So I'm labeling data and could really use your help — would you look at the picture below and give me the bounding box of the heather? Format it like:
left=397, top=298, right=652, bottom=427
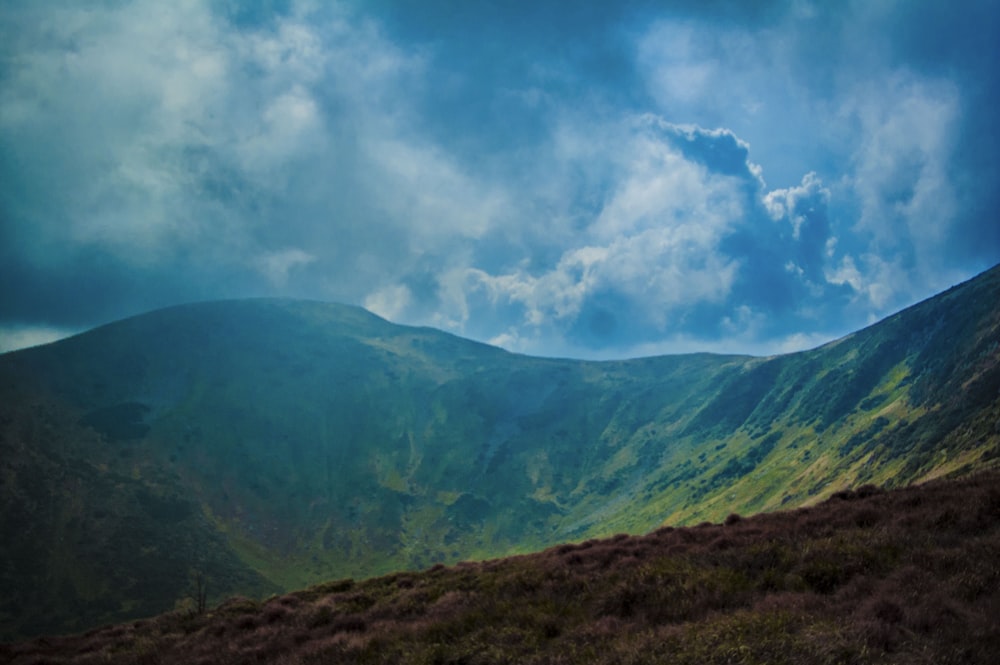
left=4, top=470, right=998, bottom=664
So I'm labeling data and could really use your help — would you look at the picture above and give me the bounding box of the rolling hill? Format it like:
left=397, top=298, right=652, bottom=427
left=1, top=264, right=998, bottom=639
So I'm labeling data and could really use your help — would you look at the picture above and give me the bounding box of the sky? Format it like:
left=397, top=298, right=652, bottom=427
left=1, top=0, right=998, bottom=358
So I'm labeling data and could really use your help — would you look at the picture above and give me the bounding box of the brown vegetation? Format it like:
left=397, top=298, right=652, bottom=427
left=3, top=471, right=998, bottom=664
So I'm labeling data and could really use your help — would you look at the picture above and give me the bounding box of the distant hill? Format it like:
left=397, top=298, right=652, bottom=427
left=4, top=471, right=998, bottom=663
left=1, top=265, right=998, bottom=639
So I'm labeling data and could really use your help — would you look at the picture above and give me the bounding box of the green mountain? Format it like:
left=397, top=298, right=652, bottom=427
left=1, top=265, right=998, bottom=639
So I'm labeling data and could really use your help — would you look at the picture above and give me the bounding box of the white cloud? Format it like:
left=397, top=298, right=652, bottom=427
left=633, top=17, right=801, bottom=184
left=637, top=23, right=716, bottom=106
left=850, top=76, right=960, bottom=253
left=825, top=253, right=907, bottom=311
left=363, top=137, right=508, bottom=245
left=826, top=255, right=864, bottom=294
left=770, top=330, right=842, bottom=355
left=590, top=127, right=740, bottom=241
left=763, top=172, right=828, bottom=229
left=364, top=284, right=412, bottom=322
left=254, top=247, right=316, bottom=286
left=245, top=19, right=326, bottom=84
left=0, top=325, right=80, bottom=354
left=443, top=117, right=747, bottom=342
left=237, top=85, right=325, bottom=180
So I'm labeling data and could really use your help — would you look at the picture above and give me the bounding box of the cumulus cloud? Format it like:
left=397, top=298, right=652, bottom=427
left=457, top=119, right=749, bottom=348
left=763, top=173, right=831, bottom=282
left=631, top=1, right=998, bottom=341
left=406, top=116, right=859, bottom=356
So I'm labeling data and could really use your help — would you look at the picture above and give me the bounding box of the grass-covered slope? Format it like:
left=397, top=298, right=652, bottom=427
left=4, top=471, right=998, bottom=664
left=1, top=265, right=998, bottom=639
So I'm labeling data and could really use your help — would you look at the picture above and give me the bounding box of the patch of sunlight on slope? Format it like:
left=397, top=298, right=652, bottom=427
left=526, top=451, right=564, bottom=509
left=599, top=356, right=932, bottom=530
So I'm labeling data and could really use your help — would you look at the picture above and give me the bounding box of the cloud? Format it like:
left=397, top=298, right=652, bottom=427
left=0, top=325, right=82, bottom=354
left=639, top=23, right=716, bottom=105
left=364, top=284, right=413, bottom=323
left=254, top=248, right=316, bottom=286
left=0, top=1, right=500, bottom=319
left=762, top=172, right=831, bottom=283
left=630, top=1, right=998, bottom=335
left=850, top=77, right=959, bottom=261
left=0, top=1, right=242, bottom=258
left=363, top=137, right=508, bottom=245
left=454, top=119, right=750, bottom=347
left=1, top=0, right=997, bottom=357
left=414, top=117, right=857, bottom=356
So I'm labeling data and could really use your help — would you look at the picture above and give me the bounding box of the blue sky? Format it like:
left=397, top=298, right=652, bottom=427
left=1, top=0, right=998, bottom=358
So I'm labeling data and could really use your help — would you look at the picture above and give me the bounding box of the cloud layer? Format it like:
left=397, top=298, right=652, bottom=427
left=1, top=0, right=997, bottom=358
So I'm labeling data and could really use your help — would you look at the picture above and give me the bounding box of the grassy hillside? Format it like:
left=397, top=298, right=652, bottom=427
left=4, top=471, right=998, bottom=664
left=1, top=265, right=998, bottom=639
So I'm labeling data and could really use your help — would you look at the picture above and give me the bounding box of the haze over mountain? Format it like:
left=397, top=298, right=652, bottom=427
left=1, top=264, right=998, bottom=640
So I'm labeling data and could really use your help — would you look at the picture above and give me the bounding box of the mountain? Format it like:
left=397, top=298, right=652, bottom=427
left=1, top=265, right=998, bottom=639
left=4, top=470, right=998, bottom=664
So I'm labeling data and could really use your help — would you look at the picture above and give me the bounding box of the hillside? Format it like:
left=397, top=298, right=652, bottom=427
left=1, top=265, right=998, bottom=639
left=3, top=471, right=998, bottom=664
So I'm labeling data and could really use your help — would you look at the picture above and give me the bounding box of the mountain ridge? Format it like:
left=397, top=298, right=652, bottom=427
left=1, top=264, right=998, bottom=639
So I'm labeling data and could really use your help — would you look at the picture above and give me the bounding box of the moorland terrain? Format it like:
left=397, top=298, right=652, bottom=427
left=2, top=470, right=998, bottom=664
left=1, top=264, right=998, bottom=641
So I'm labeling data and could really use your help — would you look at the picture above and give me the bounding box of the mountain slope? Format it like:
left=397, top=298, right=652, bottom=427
left=1, top=266, right=998, bottom=639
left=4, top=471, right=999, bottom=664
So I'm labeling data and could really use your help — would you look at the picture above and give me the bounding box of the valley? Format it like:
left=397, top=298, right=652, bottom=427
left=1, top=264, right=998, bottom=640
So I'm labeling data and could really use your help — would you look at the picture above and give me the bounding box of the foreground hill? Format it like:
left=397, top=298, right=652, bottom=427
left=3, top=471, right=998, bottom=664
left=1, top=264, right=998, bottom=639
